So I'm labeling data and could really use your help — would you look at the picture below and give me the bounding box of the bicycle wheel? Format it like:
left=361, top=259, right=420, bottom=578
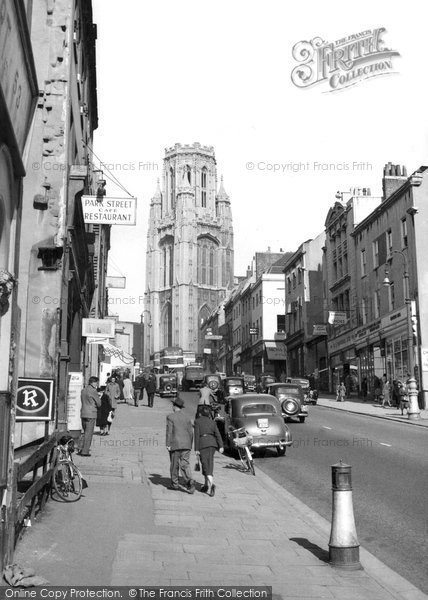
left=245, top=446, right=256, bottom=476
left=237, top=445, right=248, bottom=470
left=52, top=460, right=83, bottom=501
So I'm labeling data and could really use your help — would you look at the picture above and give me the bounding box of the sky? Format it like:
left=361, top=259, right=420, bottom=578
left=91, top=0, right=428, bottom=324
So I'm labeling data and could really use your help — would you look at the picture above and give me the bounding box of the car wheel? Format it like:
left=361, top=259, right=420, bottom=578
left=299, top=416, right=306, bottom=423
left=276, top=447, right=286, bottom=457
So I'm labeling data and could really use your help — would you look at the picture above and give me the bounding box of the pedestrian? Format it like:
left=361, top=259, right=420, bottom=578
left=146, top=372, right=157, bottom=408
left=96, top=388, right=111, bottom=436
left=398, top=381, right=409, bottom=415
left=133, top=373, right=144, bottom=406
left=123, top=374, right=134, bottom=405
left=194, top=405, right=224, bottom=497
left=79, top=376, right=101, bottom=456
left=344, top=374, right=351, bottom=399
left=361, top=377, right=368, bottom=401
left=165, top=396, right=195, bottom=493
left=104, top=376, right=120, bottom=431
left=373, top=375, right=382, bottom=403
left=195, top=382, right=216, bottom=418
left=116, top=375, right=125, bottom=403
left=336, top=381, right=346, bottom=402
left=381, top=378, right=392, bottom=407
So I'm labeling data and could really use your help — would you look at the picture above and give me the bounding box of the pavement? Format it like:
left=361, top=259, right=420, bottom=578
left=8, top=391, right=428, bottom=598
left=317, top=394, right=428, bottom=427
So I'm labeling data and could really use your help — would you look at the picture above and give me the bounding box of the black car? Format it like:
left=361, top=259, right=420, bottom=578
left=158, top=374, right=178, bottom=398
left=267, top=383, right=309, bottom=423
left=223, top=376, right=245, bottom=398
left=257, top=375, right=276, bottom=394
left=286, top=377, right=318, bottom=405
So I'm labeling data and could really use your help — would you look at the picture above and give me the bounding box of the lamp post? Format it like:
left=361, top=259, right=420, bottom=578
left=142, top=309, right=152, bottom=367
left=383, top=250, right=420, bottom=420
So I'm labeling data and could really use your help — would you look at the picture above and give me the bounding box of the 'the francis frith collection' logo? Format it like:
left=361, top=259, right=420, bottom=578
left=291, top=28, right=400, bottom=92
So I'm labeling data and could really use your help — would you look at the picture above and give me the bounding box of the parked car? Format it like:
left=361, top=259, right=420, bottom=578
left=203, top=373, right=224, bottom=402
left=267, top=383, right=308, bottom=423
left=221, top=393, right=293, bottom=456
left=223, top=376, right=245, bottom=398
left=286, top=377, right=318, bottom=405
left=182, top=365, right=206, bottom=391
left=158, top=374, right=178, bottom=398
left=257, top=375, right=277, bottom=393
left=243, top=374, right=256, bottom=392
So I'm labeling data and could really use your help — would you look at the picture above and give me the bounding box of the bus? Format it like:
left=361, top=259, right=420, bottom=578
left=160, top=346, right=185, bottom=371
left=160, top=347, right=185, bottom=389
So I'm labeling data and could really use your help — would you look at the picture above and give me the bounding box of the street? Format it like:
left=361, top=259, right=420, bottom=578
left=248, top=400, right=428, bottom=594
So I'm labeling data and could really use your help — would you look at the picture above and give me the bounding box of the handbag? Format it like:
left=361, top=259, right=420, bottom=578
left=107, top=410, right=114, bottom=423
left=194, top=457, right=201, bottom=471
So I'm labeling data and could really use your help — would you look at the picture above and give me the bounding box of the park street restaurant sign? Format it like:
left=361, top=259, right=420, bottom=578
left=82, top=196, right=137, bottom=225
left=16, top=378, right=55, bottom=422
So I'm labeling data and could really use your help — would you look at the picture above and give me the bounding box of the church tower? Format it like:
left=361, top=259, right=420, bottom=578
left=144, top=143, right=234, bottom=362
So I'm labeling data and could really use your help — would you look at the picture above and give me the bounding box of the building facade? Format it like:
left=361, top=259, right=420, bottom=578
left=283, top=233, right=326, bottom=385
left=144, top=143, right=234, bottom=362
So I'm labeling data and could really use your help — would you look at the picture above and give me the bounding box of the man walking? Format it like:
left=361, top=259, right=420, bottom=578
left=146, top=372, right=157, bottom=408
left=79, top=376, right=101, bottom=456
left=166, top=396, right=195, bottom=493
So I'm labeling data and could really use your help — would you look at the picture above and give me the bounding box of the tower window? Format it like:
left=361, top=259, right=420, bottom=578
left=170, top=168, right=175, bottom=210
left=198, top=237, right=218, bottom=286
left=201, top=167, right=207, bottom=208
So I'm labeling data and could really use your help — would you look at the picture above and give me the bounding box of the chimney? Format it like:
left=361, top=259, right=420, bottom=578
left=267, top=246, right=271, bottom=252
left=382, top=163, right=408, bottom=201
left=280, top=248, right=283, bottom=252
left=246, top=265, right=252, bottom=278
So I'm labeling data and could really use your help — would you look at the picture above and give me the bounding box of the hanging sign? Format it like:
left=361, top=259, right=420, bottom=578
left=82, top=196, right=137, bottom=225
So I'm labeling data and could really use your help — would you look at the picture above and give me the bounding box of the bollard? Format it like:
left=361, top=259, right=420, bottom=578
left=407, top=378, right=421, bottom=420
left=328, top=461, right=362, bottom=570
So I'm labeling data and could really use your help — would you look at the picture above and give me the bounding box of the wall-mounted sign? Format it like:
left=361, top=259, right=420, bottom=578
left=203, top=348, right=212, bottom=354
left=66, top=372, right=84, bottom=430
left=328, top=311, right=348, bottom=325
left=249, top=328, right=259, bottom=335
left=16, top=378, right=55, bottom=422
left=421, top=348, right=428, bottom=372
left=313, top=324, right=328, bottom=336
left=205, top=335, right=222, bottom=340
left=106, top=276, right=126, bottom=289
left=82, top=196, right=137, bottom=225
left=82, top=318, right=115, bottom=338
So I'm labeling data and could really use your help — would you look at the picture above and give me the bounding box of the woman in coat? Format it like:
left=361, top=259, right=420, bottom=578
left=194, top=405, right=224, bottom=496
left=97, top=390, right=111, bottom=436
left=105, top=376, right=120, bottom=431
left=123, top=375, right=134, bottom=405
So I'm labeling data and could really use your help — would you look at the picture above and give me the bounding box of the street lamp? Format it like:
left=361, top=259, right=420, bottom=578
left=383, top=250, right=420, bottom=420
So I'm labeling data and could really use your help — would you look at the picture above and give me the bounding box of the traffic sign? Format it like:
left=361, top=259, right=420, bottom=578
left=16, top=378, right=55, bottom=422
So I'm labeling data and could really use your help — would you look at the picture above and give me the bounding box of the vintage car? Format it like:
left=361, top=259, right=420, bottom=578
left=267, top=383, right=308, bottom=423
left=182, top=365, right=206, bottom=391
left=221, top=393, right=293, bottom=456
left=223, top=376, right=245, bottom=398
left=256, top=375, right=277, bottom=394
left=243, top=374, right=257, bottom=392
left=286, top=377, right=318, bottom=405
left=203, top=373, right=224, bottom=402
left=158, top=374, right=178, bottom=398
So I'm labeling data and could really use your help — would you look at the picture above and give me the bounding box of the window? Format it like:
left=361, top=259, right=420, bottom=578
left=361, top=298, right=367, bottom=325
left=287, top=278, right=291, bottom=293
left=374, top=289, right=380, bottom=318
left=372, top=240, right=379, bottom=268
left=169, top=168, right=175, bottom=210
left=388, top=281, right=395, bottom=312
left=361, top=249, right=367, bottom=276
left=201, top=167, right=207, bottom=208
left=298, top=269, right=302, bottom=285
left=198, top=238, right=217, bottom=285
left=277, top=315, right=285, bottom=332
left=333, top=262, right=337, bottom=280
left=387, top=229, right=393, bottom=255
left=292, top=273, right=296, bottom=289
left=401, top=219, right=408, bottom=248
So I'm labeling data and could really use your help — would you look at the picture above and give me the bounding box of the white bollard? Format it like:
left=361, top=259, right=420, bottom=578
left=329, top=460, right=362, bottom=570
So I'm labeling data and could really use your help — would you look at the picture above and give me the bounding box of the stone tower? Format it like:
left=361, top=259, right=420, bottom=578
left=144, top=143, right=234, bottom=362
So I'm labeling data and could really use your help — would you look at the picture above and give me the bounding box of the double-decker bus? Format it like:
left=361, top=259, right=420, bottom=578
left=160, top=346, right=185, bottom=371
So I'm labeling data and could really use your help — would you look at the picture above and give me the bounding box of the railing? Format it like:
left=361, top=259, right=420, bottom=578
left=1, top=434, right=57, bottom=567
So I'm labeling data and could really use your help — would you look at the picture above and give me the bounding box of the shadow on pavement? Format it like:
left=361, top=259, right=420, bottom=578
left=289, top=537, right=330, bottom=563
left=147, top=473, right=171, bottom=489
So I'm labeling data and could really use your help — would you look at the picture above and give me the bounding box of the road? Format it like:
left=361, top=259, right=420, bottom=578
left=182, top=391, right=428, bottom=594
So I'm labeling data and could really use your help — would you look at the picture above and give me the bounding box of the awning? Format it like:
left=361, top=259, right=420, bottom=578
left=87, top=338, right=134, bottom=365
left=265, top=341, right=287, bottom=361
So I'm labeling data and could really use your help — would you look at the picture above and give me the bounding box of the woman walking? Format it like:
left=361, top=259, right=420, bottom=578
left=381, top=379, right=392, bottom=407
left=194, top=405, right=224, bottom=497
left=336, top=381, right=346, bottom=402
left=105, top=376, right=120, bottom=432
left=123, top=375, right=134, bottom=405
left=97, top=390, right=111, bottom=436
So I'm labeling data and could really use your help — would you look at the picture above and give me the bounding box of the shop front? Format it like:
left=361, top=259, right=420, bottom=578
left=354, top=320, right=383, bottom=395
left=265, top=341, right=287, bottom=380
left=381, top=308, right=411, bottom=383
left=328, top=330, right=358, bottom=393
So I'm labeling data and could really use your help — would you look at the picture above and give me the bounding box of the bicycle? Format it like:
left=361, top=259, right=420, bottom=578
left=230, top=427, right=255, bottom=476
left=52, top=436, right=83, bottom=502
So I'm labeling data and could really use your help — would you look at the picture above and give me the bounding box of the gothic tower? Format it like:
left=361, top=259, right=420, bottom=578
left=144, top=143, right=234, bottom=362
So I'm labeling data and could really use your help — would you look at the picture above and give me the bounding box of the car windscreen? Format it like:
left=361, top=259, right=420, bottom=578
left=277, top=387, right=300, bottom=395
left=242, top=404, right=277, bottom=416
left=227, top=380, right=242, bottom=386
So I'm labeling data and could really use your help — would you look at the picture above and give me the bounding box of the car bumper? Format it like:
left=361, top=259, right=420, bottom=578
left=251, top=438, right=293, bottom=448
